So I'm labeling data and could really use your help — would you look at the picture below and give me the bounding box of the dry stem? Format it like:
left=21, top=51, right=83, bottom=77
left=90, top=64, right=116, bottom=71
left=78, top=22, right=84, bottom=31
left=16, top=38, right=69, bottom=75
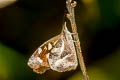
left=66, top=0, right=89, bottom=80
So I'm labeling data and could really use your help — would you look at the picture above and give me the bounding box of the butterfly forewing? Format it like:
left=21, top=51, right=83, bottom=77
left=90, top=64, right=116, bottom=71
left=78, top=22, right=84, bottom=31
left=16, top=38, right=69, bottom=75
left=27, top=35, right=61, bottom=74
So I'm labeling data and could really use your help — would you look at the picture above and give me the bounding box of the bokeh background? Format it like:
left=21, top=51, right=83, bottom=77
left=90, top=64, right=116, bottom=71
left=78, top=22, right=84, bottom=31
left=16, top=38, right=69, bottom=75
left=0, top=0, right=120, bottom=80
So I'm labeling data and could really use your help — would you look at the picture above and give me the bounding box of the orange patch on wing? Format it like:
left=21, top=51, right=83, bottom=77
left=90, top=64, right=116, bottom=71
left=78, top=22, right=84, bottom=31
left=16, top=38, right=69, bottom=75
left=39, top=46, right=49, bottom=67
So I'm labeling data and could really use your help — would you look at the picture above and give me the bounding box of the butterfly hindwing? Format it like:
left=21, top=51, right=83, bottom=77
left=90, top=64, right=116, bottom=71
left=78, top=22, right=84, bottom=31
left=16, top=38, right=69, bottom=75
left=48, top=24, right=78, bottom=72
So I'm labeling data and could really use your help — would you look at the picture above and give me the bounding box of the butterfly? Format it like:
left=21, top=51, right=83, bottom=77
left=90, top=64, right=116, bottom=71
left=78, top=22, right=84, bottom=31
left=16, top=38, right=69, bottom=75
left=27, top=22, right=78, bottom=74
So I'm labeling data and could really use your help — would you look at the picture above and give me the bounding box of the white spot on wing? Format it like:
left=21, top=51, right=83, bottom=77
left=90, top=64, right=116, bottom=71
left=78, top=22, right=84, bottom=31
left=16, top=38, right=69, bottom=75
left=36, top=57, right=43, bottom=63
left=38, top=48, right=42, bottom=54
left=46, top=53, right=50, bottom=58
left=48, top=43, right=52, bottom=50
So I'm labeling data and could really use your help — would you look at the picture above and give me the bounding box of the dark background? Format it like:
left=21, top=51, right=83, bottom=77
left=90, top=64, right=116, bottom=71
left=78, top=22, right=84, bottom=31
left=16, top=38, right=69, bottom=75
left=0, top=0, right=120, bottom=80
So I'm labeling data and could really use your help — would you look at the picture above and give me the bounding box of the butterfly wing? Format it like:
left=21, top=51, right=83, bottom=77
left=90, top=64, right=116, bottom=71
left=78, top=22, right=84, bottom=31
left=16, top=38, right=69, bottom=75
left=48, top=26, right=78, bottom=72
left=28, top=23, right=78, bottom=73
left=27, top=35, right=61, bottom=74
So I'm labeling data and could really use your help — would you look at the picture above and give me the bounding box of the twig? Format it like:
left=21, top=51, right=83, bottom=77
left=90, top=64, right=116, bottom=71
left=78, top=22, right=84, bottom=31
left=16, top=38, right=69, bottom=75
left=66, top=0, right=89, bottom=80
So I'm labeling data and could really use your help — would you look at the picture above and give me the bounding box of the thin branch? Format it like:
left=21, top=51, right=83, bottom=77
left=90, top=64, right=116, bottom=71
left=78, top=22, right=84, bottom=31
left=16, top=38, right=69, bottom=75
left=66, top=0, right=89, bottom=80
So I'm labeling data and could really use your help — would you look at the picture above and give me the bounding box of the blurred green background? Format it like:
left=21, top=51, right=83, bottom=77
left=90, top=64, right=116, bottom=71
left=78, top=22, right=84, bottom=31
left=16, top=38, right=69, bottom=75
left=0, top=0, right=120, bottom=80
